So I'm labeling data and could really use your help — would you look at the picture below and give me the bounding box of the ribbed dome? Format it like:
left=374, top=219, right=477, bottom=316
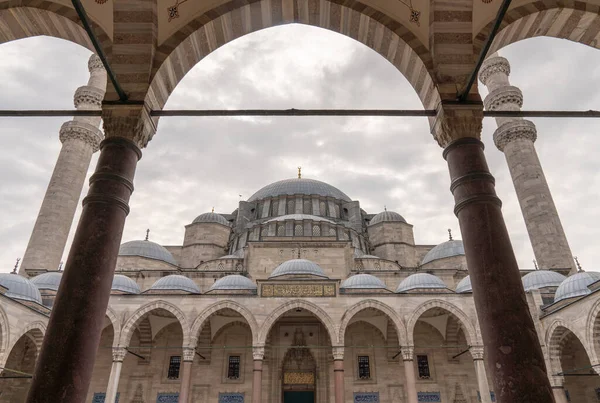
left=554, top=271, right=600, bottom=302
left=111, top=274, right=141, bottom=294
left=248, top=178, right=351, bottom=202
left=0, top=274, right=43, bottom=304
left=269, top=259, right=328, bottom=279
left=209, top=275, right=257, bottom=291
left=522, top=270, right=566, bottom=292
left=119, top=240, right=177, bottom=265
left=422, top=240, right=465, bottom=265
left=149, top=275, right=200, bottom=294
left=455, top=276, right=472, bottom=293
left=369, top=210, right=406, bottom=225
left=265, top=214, right=334, bottom=224
left=341, top=274, right=386, bottom=289
left=192, top=212, right=230, bottom=226
left=396, top=273, right=447, bottom=293
left=31, top=272, right=63, bottom=291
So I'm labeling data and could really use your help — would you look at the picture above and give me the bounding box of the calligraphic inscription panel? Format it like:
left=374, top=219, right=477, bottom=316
left=92, top=393, right=120, bottom=403
left=417, top=392, right=441, bottom=402
left=284, top=372, right=315, bottom=384
left=156, top=393, right=179, bottom=403
left=219, top=392, right=245, bottom=403
left=261, top=284, right=335, bottom=297
left=354, top=392, right=379, bottom=402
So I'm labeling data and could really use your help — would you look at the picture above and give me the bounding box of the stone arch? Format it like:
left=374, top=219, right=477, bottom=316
left=586, top=299, right=600, bottom=365
left=338, top=299, right=408, bottom=346
left=119, top=300, right=190, bottom=348
left=546, top=319, right=594, bottom=375
left=104, top=306, right=120, bottom=347
left=8, top=321, right=46, bottom=355
left=146, top=0, right=439, bottom=114
left=190, top=300, right=259, bottom=346
left=257, top=299, right=337, bottom=345
left=0, top=304, right=9, bottom=359
left=406, top=299, right=479, bottom=346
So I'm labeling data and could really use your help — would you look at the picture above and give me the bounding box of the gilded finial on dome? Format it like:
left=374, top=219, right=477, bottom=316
left=212, top=207, right=215, bottom=213
left=448, top=229, right=453, bottom=241
left=574, top=256, right=583, bottom=272
left=12, top=258, right=20, bottom=274
left=145, top=229, right=150, bottom=241
left=384, top=205, right=387, bottom=211
left=58, top=261, right=64, bottom=272
left=533, top=260, right=538, bottom=270
left=298, top=166, right=302, bottom=179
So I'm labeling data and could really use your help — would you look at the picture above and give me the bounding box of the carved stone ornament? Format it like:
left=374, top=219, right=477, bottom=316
left=253, top=345, right=265, bottom=360
left=493, top=119, right=537, bottom=151
left=332, top=346, right=344, bottom=360
left=182, top=347, right=195, bottom=362
left=470, top=346, right=485, bottom=360
left=478, top=55, right=510, bottom=86
left=112, top=347, right=127, bottom=362
left=401, top=346, right=414, bottom=361
left=102, top=104, right=156, bottom=148
left=74, top=85, right=105, bottom=108
left=483, top=85, right=523, bottom=111
left=431, top=103, right=484, bottom=148
left=88, top=54, right=105, bottom=72
left=59, top=121, right=104, bottom=152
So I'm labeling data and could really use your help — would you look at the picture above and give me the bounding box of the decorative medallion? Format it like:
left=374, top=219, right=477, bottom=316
left=354, top=392, right=380, bottom=402
left=167, top=0, right=189, bottom=22
left=283, top=372, right=315, bottom=384
left=399, top=0, right=420, bottom=26
left=261, top=284, right=335, bottom=297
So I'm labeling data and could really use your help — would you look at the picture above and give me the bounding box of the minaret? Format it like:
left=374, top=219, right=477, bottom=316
left=20, top=54, right=106, bottom=276
left=479, top=54, right=576, bottom=275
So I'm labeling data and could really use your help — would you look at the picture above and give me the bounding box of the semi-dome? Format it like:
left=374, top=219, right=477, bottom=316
left=554, top=271, right=600, bottom=302
left=369, top=210, right=406, bottom=225
left=149, top=275, right=201, bottom=294
left=455, top=276, right=472, bottom=293
left=0, top=274, right=43, bottom=304
left=209, top=275, right=257, bottom=291
left=269, top=259, right=328, bottom=279
left=396, top=273, right=447, bottom=293
left=248, top=178, right=351, bottom=202
left=119, top=240, right=177, bottom=266
left=111, top=274, right=141, bottom=294
left=265, top=214, right=334, bottom=224
left=341, top=274, right=386, bottom=289
left=422, top=240, right=465, bottom=265
left=192, top=212, right=230, bottom=226
left=31, top=272, right=63, bottom=291
left=522, top=270, right=566, bottom=292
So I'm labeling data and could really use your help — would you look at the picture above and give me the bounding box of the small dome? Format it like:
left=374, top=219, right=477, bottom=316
left=522, top=270, right=567, bottom=292
left=0, top=274, right=43, bottom=304
left=112, top=274, right=141, bottom=294
left=119, top=240, right=177, bottom=266
left=422, top=240, right=465, bottom=265
left=192, top=212, right=230, bottom=226
left=455, top=276, right=472, bottom=293
left=31, top=272, right=63, bottom=291
left=265, top=214, right=334, bottom=224
left=396, top=273, right=447, bottom=293
left=554, top=271, right=600, bottom=302
left=369, top=211, right=406, bottom=225
left=150, top=275, right=200, bottom=294
left=209, top=275, right=257, bottom=291
left=269, top=259, right=328, bottom=279
left=248, top=178, right=351, bottom=202
left=341, top=274, right=386, bottom=289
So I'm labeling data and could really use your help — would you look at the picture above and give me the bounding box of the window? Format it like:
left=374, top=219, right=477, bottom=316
left=303, top=199, right=312, bottom=214
left=287, top=199, right=295, bottom=214
left=319, top=201, right=327, bottom=216
left=228, top=356, right=241, bottom=379
left=358, top=356, right=371, bottom=379
left=261, top=226, right=268, bottom=237
left=270, top=200, right=278, bottom=217
left=417, top=355, right=431, bottom=379
left=277, top=224, right=285, bottom=236
left=294, top=224, right=303, bottom=236
left=334, top=204, right=340, bottom=218
left=167, top=356, right=181, bottom=379
left=312, top=225, right=321, bottom=236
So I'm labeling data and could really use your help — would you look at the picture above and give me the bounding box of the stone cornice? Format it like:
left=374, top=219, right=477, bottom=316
left=59, top=121, right=104, bottom=152
left=493, top=119, right=537, bottom=151
left=483, top=86, right=523, bottom=111
left=74, top=85, right=104, bottom=108
left=479, top=56, right=510, bottom=86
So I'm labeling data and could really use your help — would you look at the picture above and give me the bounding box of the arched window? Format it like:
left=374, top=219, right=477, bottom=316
left=277, top=224, right=285, bottom=236
left=257, top=203, right=264, bottom=218
left=341, top=230, right=349, bottom=241
left=329, top=227, right=336, bottom=236
left=312, top=225, right=321, bottom=236
left=287, top=199, right=295, bottom=214
left=270, top=200, right=279, bottom=217
left=334, top=204, right=340, bottom=218
left=294, top=224, right=303, bottom=236
left=261, top=226, right=268, bottom=237
left=303, top=199, right=312, bottom=214
left=319, top=201, right=327, bottom=216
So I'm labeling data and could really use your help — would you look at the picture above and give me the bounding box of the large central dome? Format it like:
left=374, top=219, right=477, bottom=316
left=248, top=178, right=351, bottom=202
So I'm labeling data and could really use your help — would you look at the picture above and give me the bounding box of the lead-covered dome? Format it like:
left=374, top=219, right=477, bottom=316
left=341, top=274, right=386, bottom=289
left=209, top=275, right=257, bottom=291
left=522, top=270, right=566, bottom=292
left=111, top=274, right=141, bottom=294
left=0, top=274, right=43, bottom=304
left=119, top=240, right=177, bottom=266
left=396, top=273, right=447, bottom=293
left=269, top=259, right=328, bottom=279
left=369, top=210, right=406, bottom=225
left=455, top=276, right=472, bottom=293
left=554, top=271, right=600, bottom=302
left=248, top=178, right=351, bottom=202
left=149, top=275, right=201, bottom=294
left=31, top=272, right=63, bottom=291
left=192, top=212, right=230, bottom=226
left=422, top=240, right=465, bottom=265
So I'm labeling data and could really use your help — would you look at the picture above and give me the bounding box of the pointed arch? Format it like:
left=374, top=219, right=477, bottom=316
left=190, top=300, right=259, bottom=346
left=338, top=299, right=408, bottom=346
left=105, top=306, right=120, bottom=347
left=406, top=299, right=479, bottom=346
left=257, top=299, right=337, bottom=345
left=119, top=300, right=190, bottom=348
left=586, top=298, right=600, bottom=365
left=0, top=304, right=9, bottom=358
left=546, top=319, right=594, bottom=375
left=8, top=321, right=46, bottom=354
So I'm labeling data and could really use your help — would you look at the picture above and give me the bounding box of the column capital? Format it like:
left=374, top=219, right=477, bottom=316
left=479, top=55, right=510, bottom=86
left=182, top=347, right=195, bottom=362
left=102, top=103, right=156, bottom=148
left=74, top=85, right=104, bottom=108
left=401, top=346, right=414, bottom=361
left=252, top=345, right=265, bottom=361
left=112, top=347, right=127, bottom=362
left=432, top=102, right=483, bottom=148
left=332, top=346, right=344, bottom=360
left=493, top=119, right=537, bottom=151
left=59, top=121, right=104, bottom=152
left=88, top=54, right=105, bottom=73
left=470, top=346, right=485, bottom=360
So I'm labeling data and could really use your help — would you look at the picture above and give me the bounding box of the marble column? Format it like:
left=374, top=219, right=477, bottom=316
left=179, top=347, right=195, bottom=403
left=432, top=103, right=554, bottom=403
left=105, top=347, right=126, bottom=403
left=401, top=347, right=418, bottom=403
left=470, top=347, right=492, bottom=403
left=479, top=54, right=575, bottom=274
left=332, top=347, right=344, bottom=403
left=252, top=346, right=264, bottom=403
left=26, top=105, right=154, bottom=403
left=20, top=55, right=107, bottom=277
left=549, top=376, right=568, bottom=403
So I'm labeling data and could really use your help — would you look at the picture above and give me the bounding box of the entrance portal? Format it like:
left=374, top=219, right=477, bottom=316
left=282, top=329, right=316, bottom=403
left=283, top=391, right=315, bottom=403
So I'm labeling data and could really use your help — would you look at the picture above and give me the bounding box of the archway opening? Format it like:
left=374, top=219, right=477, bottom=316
left=0, top=327, right=43, bottom=403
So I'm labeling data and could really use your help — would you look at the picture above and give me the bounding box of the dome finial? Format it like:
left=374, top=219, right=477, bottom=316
left=384, top=205, right=387, bottom=211
left=145, top=229, right=150, bottom=241
left=574, top=256, right=583, bottom=272
left=297, top=166, right=302, bottom=179
left=533, top=259, right=538, bottom=270
left=212, top=207, right=214, bottom=213
left=448, top=229, right=453, bottom=241
left=58, top=261, right=64, bottom=272
left=12, top=257, right=20, bottom=274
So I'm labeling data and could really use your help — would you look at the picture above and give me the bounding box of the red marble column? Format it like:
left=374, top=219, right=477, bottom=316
left=444, top=137, right=553, bottom=403
left=26, top=137, right=141, bottom=403
left=334, top=359, right=344, bottom=403
left=179, top=361, right=193, bottom=403
left=252, top=359, right=263, bottom=403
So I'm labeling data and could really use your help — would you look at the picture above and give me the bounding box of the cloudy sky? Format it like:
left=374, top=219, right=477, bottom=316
left=0, top=25, right=599, bottom=274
